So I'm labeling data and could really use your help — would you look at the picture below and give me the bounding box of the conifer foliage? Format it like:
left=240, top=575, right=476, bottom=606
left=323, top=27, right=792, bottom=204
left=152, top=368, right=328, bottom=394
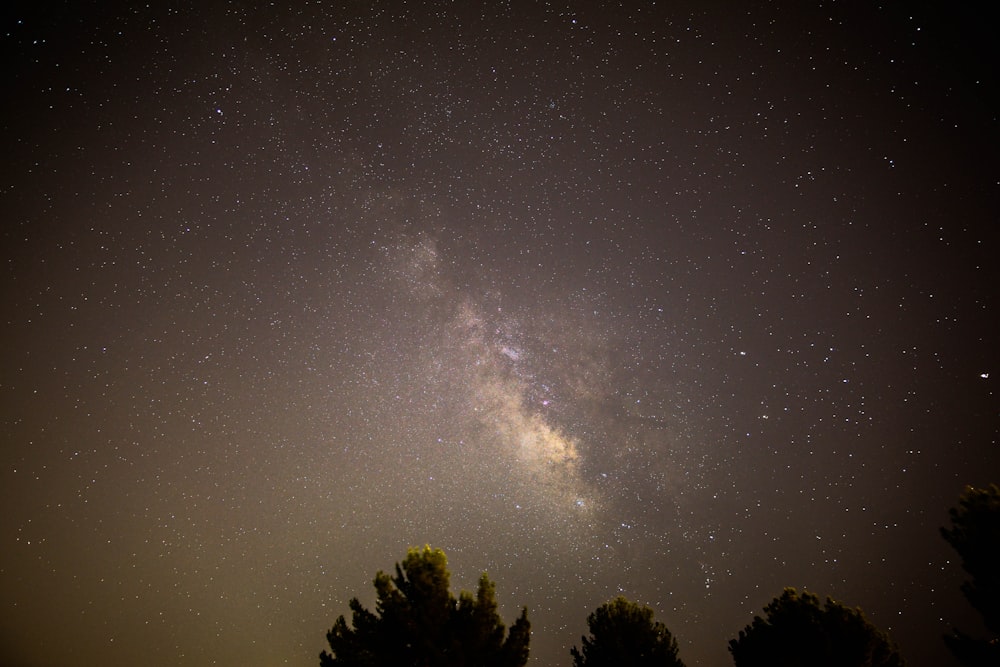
left=940, top=483, right=1000, bottom=666
left=571, top=596, right=685, bottom=667
left=320, top=546, right=530, bottom=667
left=728, top=588, right=904, bottom=667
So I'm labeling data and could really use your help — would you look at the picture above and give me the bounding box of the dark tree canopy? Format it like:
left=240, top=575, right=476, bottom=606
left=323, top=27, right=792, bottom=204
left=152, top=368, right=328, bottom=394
left=728, top=588, right=905, bottom=667
left=571, top=596, right=685, bottom=667
left=940, top=483, right=1000, bottom=666
left=320, top=545, right=530, bottom=667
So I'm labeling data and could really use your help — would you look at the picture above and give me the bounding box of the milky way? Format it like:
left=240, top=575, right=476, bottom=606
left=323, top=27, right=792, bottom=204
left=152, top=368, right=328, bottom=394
left=2, top=3, right=997, bottom=666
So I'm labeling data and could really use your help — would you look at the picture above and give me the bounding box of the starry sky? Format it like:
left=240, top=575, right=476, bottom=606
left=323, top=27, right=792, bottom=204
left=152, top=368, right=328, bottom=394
left=1, top=2, right=997, bottom=666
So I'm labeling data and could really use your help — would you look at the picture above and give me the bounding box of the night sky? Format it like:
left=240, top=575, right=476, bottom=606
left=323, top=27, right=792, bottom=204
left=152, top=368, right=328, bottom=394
left=2, top=2, right=998, bottom=666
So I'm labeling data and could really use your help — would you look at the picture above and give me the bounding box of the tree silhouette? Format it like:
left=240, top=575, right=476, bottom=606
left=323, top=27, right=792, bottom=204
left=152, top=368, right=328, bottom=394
left=940, top=483, right=1000, bottom=666
left=728, top=588, right=904, bottom=667
left=571, top=596, right=685, bottom=667
left=320, top=545, right=530, bottom=667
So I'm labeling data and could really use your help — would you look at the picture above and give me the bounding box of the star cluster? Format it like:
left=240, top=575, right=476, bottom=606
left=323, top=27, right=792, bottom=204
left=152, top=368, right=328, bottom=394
left=2, top=3, right=997, bottom=666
